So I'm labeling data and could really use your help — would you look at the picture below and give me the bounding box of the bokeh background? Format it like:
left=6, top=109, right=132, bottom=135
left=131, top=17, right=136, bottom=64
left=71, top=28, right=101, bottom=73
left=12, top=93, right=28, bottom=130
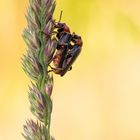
left=0, top=0, right=140, bottom=140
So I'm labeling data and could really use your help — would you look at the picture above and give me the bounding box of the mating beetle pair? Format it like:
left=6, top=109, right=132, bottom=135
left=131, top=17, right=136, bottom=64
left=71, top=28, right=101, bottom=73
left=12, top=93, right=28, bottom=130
left=47, top=12, right=83, bottom=76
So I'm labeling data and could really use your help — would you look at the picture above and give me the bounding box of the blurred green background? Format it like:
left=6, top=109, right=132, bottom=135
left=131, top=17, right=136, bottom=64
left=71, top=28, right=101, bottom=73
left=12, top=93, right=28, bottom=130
left=0, top=0, right=140, bottom=140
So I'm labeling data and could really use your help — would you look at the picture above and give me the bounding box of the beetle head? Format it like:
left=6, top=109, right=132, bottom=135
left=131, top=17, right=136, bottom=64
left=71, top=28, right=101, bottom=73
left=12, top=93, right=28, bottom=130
left=57, top=23, right=70, bottom=33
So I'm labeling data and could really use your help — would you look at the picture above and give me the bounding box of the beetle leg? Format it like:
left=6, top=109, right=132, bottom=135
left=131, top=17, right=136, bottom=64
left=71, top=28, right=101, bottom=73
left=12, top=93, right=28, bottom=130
left=47, top=69, right=53, bottom=73
left=71, top=32, right=76, bottom=37
left=51, top=20, right=62, bottom=28
left=51, top=19, right=57, bottom=26
left=48, top=65, right=64, bottom=73
left=68, top=66, right=72, bottom=71
left=42, top=31, right=58, bottom=37
left=47, top=65, right=56, bottom=73
left=48, top=64, right=55, bottom=69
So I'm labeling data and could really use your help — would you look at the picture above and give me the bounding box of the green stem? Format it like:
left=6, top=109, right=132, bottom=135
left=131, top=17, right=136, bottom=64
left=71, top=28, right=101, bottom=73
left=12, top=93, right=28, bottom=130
left=39, top=1, right=54, bottom=139
left=47, top=95, right=52, bottom=140
left=47, top=108, right=52, bottom=140
left=41, top=70, right=52, bottom=140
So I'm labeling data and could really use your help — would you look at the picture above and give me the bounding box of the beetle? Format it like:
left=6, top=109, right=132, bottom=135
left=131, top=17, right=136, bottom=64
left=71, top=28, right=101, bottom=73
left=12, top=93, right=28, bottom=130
left=49, top=12, right=73, bottom=74
left=49, top=33, right=83, bottom=76
left=47, top=11, right=83, bottom=76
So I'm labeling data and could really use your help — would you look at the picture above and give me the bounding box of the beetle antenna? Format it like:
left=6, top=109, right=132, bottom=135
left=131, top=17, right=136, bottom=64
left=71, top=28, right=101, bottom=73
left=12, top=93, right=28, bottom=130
left=58, top=10, right=63, bottom=23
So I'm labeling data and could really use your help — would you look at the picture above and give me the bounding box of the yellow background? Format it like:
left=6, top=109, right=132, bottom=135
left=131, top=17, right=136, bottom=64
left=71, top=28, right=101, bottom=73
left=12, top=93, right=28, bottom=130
left=0, top=0, right=140, bottom=140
